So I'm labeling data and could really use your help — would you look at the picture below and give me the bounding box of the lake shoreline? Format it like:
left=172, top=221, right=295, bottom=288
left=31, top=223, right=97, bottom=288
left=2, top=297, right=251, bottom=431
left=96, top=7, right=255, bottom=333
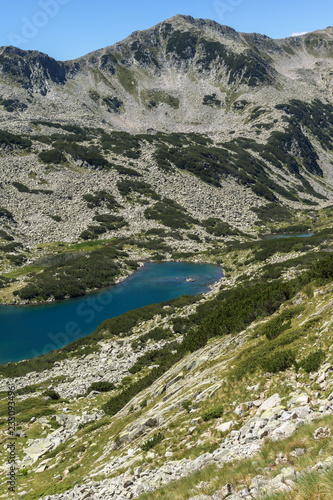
left=0, top=261, right=224, bottom=365
left=0, top=259, right=224, bottom=307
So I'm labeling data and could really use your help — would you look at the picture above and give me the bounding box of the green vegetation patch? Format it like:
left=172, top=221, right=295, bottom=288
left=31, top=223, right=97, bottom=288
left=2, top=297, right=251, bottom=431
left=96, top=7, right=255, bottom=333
left=154, top=137, right=297, bottom=201
left=102, top=96, right=123, bottom=113
left=252, top=203, right=293, bottom=223
left=202, top=404, right=224, bottom=421
left=39, top=149, right=65, bottom=165
left=12, top=181, right=53, bottom=195
left=42, top=389, right=60, bottom=400
left=131, top=327, right=174, bottom=349
left=116, top=66, right=138, bottom=96
left=0, top=206, right=14, bottom=220
left=144, top=198, right=197, bottom=229
left=260, top=349, right=296, bottom=373
left=93, top=214, right=128, bottom=230
left=113, top=164, right=142, bottom=176
left=0, top=396, right=59, bottom=423
left=141, top=431, right=164, bottom=451
left=311, top=253, right=333, bottom=283
left=248, top=106, right=268, bottom=121
left=203, top=94, right=222, bottom=107
left=201, top=218, right=241, bottom=237
left=117, top=179, right=159, bottom=200
left=0, top=241, right=23, bottom=253
left=83, top=191, right=121, bottom=210
left=131, top=40, right=159, bottom=66
left=52, top=141, right=110, bottom=169
left=197, top=38, right=273, bottom=86
left=233, top=99, right=250, bottom=111
left=276, top=99, right=333, bottom=155
left=166, top=30, right=198, bottom=58
left=86, top=381, right=116, bottom=393
left=129, top=342, right=179, bottom=374
left=100, top=131, right=141, bottom=159
left=0, top=229, right=14, bottom=241
left=32, top=121, right=89, bottom=135
left=141, top=89, right=180, bottom=109
left=298, top=349, right=326, bottom=373
left=0, top=275, right=12, bottom=289
left=262, top=124, right=323, bottom=178
left=0, top=98, right=27, bottom=112
left=0, top=129, right=31, bottom=150
left=257, top=308, right=300, bottom=340
left=13, top=244, right=126, bottom=301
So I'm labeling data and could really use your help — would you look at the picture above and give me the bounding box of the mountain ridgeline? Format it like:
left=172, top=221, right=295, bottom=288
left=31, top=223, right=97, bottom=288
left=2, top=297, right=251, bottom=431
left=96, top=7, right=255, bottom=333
left=0, top=16, right=332, bottom=206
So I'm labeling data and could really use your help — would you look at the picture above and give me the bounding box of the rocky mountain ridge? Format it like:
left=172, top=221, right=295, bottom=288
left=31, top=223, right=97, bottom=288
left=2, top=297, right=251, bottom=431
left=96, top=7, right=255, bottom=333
left=0, top=15, right=332, bottom=135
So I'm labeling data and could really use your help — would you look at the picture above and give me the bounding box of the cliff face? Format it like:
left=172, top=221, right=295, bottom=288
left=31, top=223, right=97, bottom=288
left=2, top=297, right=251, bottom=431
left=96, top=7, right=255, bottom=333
left=0, top=46, right=68, bottom=95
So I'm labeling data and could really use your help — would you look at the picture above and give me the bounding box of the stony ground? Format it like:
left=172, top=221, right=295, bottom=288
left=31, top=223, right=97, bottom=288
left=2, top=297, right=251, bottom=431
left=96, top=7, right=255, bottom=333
left=1, top=274, right=333, bottom=499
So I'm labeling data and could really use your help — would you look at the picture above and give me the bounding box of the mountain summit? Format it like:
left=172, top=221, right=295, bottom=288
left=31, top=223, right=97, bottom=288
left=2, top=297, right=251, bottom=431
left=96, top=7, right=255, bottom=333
left=0, top=16, right=332, bottom=134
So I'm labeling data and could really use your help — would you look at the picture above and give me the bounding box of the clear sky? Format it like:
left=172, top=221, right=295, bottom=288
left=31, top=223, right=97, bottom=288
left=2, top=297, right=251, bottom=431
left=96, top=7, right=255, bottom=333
left=0, top=0, right=331, bottom=60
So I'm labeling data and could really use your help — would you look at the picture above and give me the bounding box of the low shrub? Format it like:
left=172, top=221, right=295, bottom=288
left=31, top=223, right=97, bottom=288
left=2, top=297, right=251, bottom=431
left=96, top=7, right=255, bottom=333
left=0, top=206, right=13, bottom=220
left=0, top=242, right=23, bottom=252
left=298, top=350, right=326, bottom=373
left=141, top=432, right=164, bottom=451
left=0, top=129, right=31, bottom=150
left=117, top=179, right=159, bottom=199
left=144, top=198, right=197, bottom=229
left=202, top=404, right=223, bottom=421
left=82, top=191, right=120, bottom=210
left=12, top=181, right=30, bottom=193
left=80, top=225, right=106, bottom=240
left=13, top=245, right=121, bottom=301
left=86, top=381, right=116, bottom=393
left=93, top=214, right=128, bottom=230
left=50, top=215, right=62, bottom=222
left=132, top=327, right=174, bottom=348
left=0, top=230, right=14, bottom=241
left=310, top=253, right=333, bottom=283
left=182, top=400, right=192, bottom=412
left=187, top=233, right=201, bottom=242
left=43, top=389, right=60, bottom=400
left=201, top=218, right=240, bottom=237
left=260, top=349, right=295, bottom=373
left=39, top=149, right=65, bottom=164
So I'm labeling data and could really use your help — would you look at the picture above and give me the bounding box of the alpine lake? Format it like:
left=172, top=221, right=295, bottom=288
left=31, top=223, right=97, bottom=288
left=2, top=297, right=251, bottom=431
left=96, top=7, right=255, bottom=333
left=0, top=261, right=223, bottom=364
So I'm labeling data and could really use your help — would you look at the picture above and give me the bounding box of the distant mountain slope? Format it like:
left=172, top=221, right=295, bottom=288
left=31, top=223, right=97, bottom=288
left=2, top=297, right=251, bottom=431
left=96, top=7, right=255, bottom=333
left=0, top=15, right=332, bottom=135
left=0, top=15, right=332, bottom=303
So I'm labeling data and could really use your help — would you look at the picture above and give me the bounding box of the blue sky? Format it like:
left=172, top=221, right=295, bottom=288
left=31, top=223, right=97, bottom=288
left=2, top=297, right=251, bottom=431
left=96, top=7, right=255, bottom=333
left=0, top=0, right=331, bottom=60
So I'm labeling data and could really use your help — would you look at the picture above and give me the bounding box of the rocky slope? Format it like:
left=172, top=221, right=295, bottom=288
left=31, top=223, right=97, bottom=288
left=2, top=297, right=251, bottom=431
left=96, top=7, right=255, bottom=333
left=1, top=251, right=333, bottom=499
left=0, top=16, right=332, bottom=303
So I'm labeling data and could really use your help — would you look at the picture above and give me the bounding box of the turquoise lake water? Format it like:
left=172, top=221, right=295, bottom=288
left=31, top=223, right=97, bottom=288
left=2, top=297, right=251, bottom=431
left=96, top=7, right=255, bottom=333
left=0, top=262, right=223, bottom=364
left=261, top=233, right=314, bottom=240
